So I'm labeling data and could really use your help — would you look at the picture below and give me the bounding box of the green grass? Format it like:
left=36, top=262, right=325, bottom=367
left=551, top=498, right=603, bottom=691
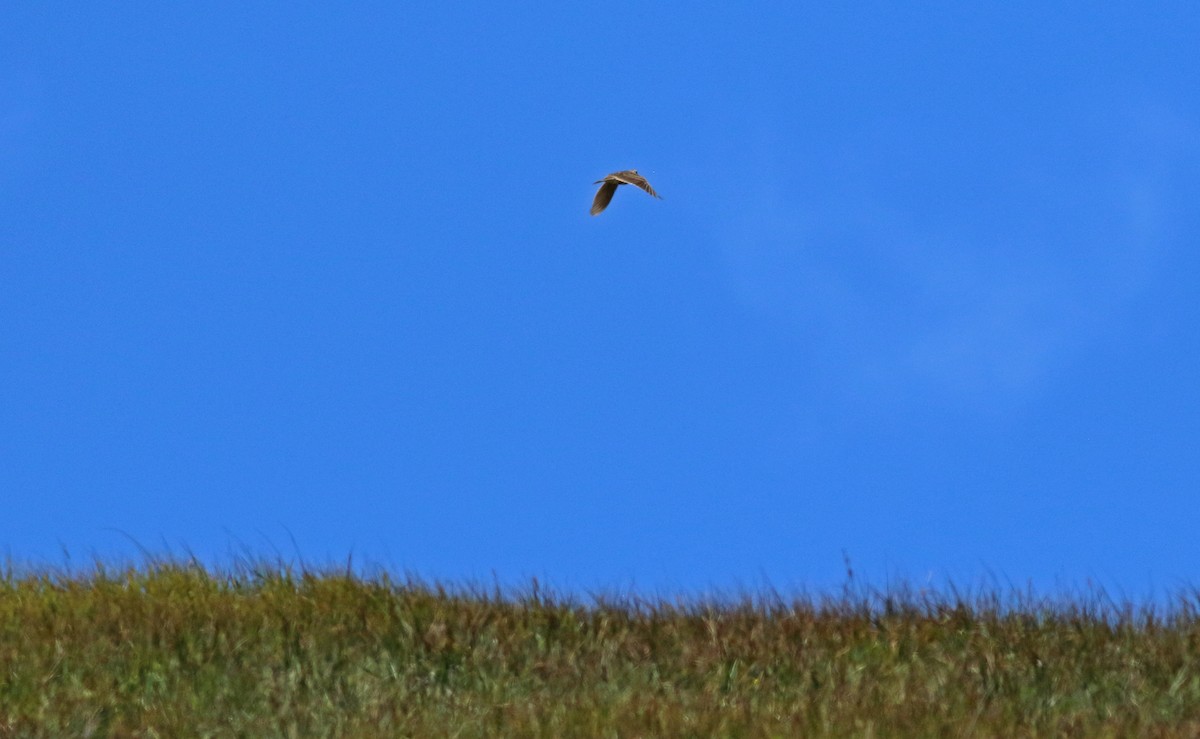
left=3, top=559, right=1200, bottom=737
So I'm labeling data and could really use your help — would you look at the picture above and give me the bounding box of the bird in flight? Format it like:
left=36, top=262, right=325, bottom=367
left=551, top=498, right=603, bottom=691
left=590, top=170, right=661, bottom=215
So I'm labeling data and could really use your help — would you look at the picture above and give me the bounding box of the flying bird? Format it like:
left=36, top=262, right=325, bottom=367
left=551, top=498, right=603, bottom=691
left=590, top=170, right=661, bottom=215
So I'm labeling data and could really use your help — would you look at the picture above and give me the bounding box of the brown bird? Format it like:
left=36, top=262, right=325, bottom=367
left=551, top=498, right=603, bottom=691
left=590, top=170, right=661, bottom=215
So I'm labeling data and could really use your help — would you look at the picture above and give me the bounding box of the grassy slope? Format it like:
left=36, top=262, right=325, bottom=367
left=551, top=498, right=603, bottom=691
left=2, top=562, right=1200, bottom=737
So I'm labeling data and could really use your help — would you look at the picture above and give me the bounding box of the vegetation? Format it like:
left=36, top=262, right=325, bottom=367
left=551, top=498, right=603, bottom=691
left=3, top=559, right=1200, bottom=737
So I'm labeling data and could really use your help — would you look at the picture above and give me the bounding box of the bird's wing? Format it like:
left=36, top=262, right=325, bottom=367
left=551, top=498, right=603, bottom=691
left=609, top=171, right=661, bottom=199
left=590, top=181, right=618, bottom=215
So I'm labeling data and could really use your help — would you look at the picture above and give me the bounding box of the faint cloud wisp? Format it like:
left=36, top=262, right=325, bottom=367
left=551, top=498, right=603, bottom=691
left=716, top=106, right=1195, bottom=418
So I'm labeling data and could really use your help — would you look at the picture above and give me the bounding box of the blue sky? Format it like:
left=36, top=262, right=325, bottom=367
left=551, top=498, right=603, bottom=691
left=3, top=4, right=1199, bottom=597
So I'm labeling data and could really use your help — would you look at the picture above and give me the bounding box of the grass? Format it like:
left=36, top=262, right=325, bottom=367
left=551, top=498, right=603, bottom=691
left=3, top=559, right=1200, bottom=737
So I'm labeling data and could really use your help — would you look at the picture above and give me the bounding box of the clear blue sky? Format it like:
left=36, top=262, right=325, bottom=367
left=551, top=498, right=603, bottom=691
left=4, top=4, right=1199, bottom=597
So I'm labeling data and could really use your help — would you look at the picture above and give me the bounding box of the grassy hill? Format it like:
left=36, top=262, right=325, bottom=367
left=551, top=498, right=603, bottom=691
left=3, top=560, right=1199, bottom=736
